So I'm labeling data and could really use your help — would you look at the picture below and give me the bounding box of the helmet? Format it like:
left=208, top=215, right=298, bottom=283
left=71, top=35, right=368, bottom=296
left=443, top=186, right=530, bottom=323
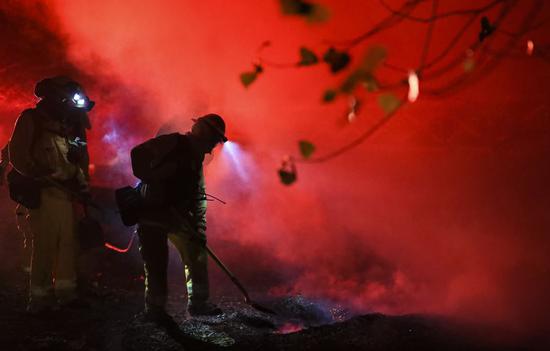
left=192, top=114, right=228, bottom=142
left=35, top=76, right=95, bottom=112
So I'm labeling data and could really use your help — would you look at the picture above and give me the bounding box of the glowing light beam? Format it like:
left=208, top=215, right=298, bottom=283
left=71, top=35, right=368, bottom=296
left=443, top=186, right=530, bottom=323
left=222, top=141, right=249, bottom=182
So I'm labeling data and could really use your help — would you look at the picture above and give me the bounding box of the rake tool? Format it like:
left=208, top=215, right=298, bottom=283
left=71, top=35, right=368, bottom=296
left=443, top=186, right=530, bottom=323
left=169, top=207, right=276, bottom=315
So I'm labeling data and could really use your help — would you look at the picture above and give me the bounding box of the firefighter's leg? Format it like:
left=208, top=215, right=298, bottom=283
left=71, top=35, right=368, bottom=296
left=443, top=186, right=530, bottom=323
left=138, top=224, right=169, bottom=311
left=54, top=196, right=77, bottom=304
left=15, top=204, right=32, bottom=272
left=168, top=232, right=209, bottom=304
left=27, top=194, right=58, bottom=310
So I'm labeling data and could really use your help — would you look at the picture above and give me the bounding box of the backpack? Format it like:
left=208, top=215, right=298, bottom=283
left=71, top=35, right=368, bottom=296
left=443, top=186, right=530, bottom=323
left=130, top=133, right=181, bottom=182
left=7, top=110, right=43, bottom=209
left=116, top=133, right=184, bottom=226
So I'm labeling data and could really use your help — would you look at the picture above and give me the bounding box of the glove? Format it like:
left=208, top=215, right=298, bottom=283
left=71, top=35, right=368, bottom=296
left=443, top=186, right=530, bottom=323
left=67, top=138, right=87, bottom=164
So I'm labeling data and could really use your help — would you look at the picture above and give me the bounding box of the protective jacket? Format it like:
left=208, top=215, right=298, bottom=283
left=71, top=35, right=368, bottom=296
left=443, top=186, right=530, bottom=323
left=134, top=133, right=210, bottom=310
left=9, top=107, right=87, bottom=188
left=134, top=133, right=207, bottom=234
left=8, top=105, right=88, bottom=309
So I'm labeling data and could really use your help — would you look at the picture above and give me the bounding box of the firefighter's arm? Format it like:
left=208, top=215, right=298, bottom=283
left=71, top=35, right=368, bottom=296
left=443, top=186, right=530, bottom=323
left=191, top=167, right=208, bottom=242
left=8, top=111, right=46, bottom=177
left=76, top=166, right=90, bottom=193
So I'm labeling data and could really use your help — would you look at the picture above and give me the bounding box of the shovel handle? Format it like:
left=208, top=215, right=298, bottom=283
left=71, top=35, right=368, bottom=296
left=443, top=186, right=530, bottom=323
left=169, top=207, right=252, bottom=302
left=203, top=245, right=251, bottom=302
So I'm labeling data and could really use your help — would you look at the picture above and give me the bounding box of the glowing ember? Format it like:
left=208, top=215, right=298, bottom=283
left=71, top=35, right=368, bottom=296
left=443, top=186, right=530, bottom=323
left=407, top=70, right=419, bottom=103
left=276, top=322, right=304, bottom=334
left=527, top=40, right=534, bottom=56
left=88, top=163, right=96, bottom=176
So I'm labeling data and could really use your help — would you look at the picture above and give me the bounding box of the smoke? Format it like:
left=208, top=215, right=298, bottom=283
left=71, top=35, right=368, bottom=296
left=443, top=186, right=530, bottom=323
left=1, top=0, right=549, bottom=339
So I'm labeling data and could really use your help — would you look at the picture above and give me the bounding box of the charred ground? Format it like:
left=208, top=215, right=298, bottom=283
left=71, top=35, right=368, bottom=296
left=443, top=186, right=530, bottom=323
left=0, top=186, right=546, bottom=351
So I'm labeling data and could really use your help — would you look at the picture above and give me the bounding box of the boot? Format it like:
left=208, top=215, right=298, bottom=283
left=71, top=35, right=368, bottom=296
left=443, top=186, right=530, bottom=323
left=143, top=304, right=176, bottom=327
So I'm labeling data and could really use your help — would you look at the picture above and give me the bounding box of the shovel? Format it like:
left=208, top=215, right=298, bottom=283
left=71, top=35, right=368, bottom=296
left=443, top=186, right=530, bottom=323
left=169, top=208, right=276, bottom=315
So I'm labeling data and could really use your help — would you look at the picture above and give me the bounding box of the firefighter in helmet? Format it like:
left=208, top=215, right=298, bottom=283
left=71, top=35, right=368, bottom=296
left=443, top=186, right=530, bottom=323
left=135, top=114, right=227, bottom=321
left=8, top=76, right=93, bottom=313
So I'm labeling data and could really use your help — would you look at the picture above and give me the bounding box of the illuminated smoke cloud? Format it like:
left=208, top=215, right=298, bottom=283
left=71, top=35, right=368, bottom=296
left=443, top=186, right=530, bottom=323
left=1, top=0, right=549, bottom=339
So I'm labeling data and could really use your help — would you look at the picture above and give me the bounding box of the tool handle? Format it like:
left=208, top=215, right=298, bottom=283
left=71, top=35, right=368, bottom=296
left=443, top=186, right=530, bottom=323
left=203, top=245, right=251, bottom=302
left=169, top=207, right=252, bottom=302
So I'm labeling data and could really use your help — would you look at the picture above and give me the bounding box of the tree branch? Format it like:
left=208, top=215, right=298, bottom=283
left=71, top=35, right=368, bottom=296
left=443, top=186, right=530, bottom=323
left=379, top=0, right=511, bottom=23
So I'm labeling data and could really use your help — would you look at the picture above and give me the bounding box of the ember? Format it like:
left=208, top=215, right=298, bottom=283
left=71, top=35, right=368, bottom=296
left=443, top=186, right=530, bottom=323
left=276, top=322, right=305, bottom=334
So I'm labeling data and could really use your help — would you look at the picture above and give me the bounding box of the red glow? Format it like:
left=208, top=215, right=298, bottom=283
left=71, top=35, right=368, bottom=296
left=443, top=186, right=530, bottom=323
left=276, top=322, right=304, bottom=334
left=104, top=234, right=136, bottom=253
left=1, top=0, right=549, bottom=339
left=527, top=40, right=535, bottom=56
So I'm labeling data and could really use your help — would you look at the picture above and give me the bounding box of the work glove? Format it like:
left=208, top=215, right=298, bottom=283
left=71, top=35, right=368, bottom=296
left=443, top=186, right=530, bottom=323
left=67, top=138, right=87, bottom=164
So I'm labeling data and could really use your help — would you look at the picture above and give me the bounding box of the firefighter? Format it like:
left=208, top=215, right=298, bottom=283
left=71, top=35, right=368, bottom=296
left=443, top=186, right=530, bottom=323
left=8, top=76, right=94, bottom=313
left=1, top=105, right=90, bottom=273
left=135, top=114, right=227, bottom=321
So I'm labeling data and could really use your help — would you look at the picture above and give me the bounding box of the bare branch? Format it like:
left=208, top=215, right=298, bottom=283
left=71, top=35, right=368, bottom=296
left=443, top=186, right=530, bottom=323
left=299, top=95, right=407, bottom=163
left=379, top=0, right=511, bottom=23
left=418, top=0, right=439, bottom=72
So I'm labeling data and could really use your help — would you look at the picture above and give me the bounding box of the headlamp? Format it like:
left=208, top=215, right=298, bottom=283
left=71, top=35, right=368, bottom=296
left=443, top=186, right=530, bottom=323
left=68, top=91, right=95, bottom=111
left=72, top=93, right=87, bottom=108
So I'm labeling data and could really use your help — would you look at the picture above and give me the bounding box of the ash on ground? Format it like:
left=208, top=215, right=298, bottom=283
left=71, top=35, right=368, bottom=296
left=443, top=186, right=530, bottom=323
left=1, top=188, right=547, bottom=350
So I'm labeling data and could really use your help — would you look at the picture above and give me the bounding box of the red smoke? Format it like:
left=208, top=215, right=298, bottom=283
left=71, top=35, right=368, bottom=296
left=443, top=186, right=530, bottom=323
left=1, top=0, right=550, bottom=339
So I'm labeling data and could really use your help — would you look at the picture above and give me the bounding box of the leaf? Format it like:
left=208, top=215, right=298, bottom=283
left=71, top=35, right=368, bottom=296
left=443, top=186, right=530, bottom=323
left=339, top=70, right=380, bottom=94
left=298, top=140, right=316, bottom=159
left=363, top=75, right=379, bottom=92
left=240, top=72, right=257, bottom=87
left=377, top=94, right=401, bottom=115
left=463, top=57, right=475, bottom=72
left=479, top=16, right=495, bottom=42
left=323, top=47, right=351, bottom=73
left=280, top=0, right=314, bottom=15
left=298, top=47, right=319, bottom=66
left=278, top=169, right=297, bottom=185
left=278, top=156, right=297, bottom=185
left=239, top=65, right=263, bottom=88
left=360, top=46, right=387, bottom=72
left=306, top=4, right=330, bottom=23
left=322, top=89, right=337, bottom=102
left=336, top=47, right=384, bottom=93
left=340, top=71, right=370, bottom=93
left=280, top=0, right=329, bottom=22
